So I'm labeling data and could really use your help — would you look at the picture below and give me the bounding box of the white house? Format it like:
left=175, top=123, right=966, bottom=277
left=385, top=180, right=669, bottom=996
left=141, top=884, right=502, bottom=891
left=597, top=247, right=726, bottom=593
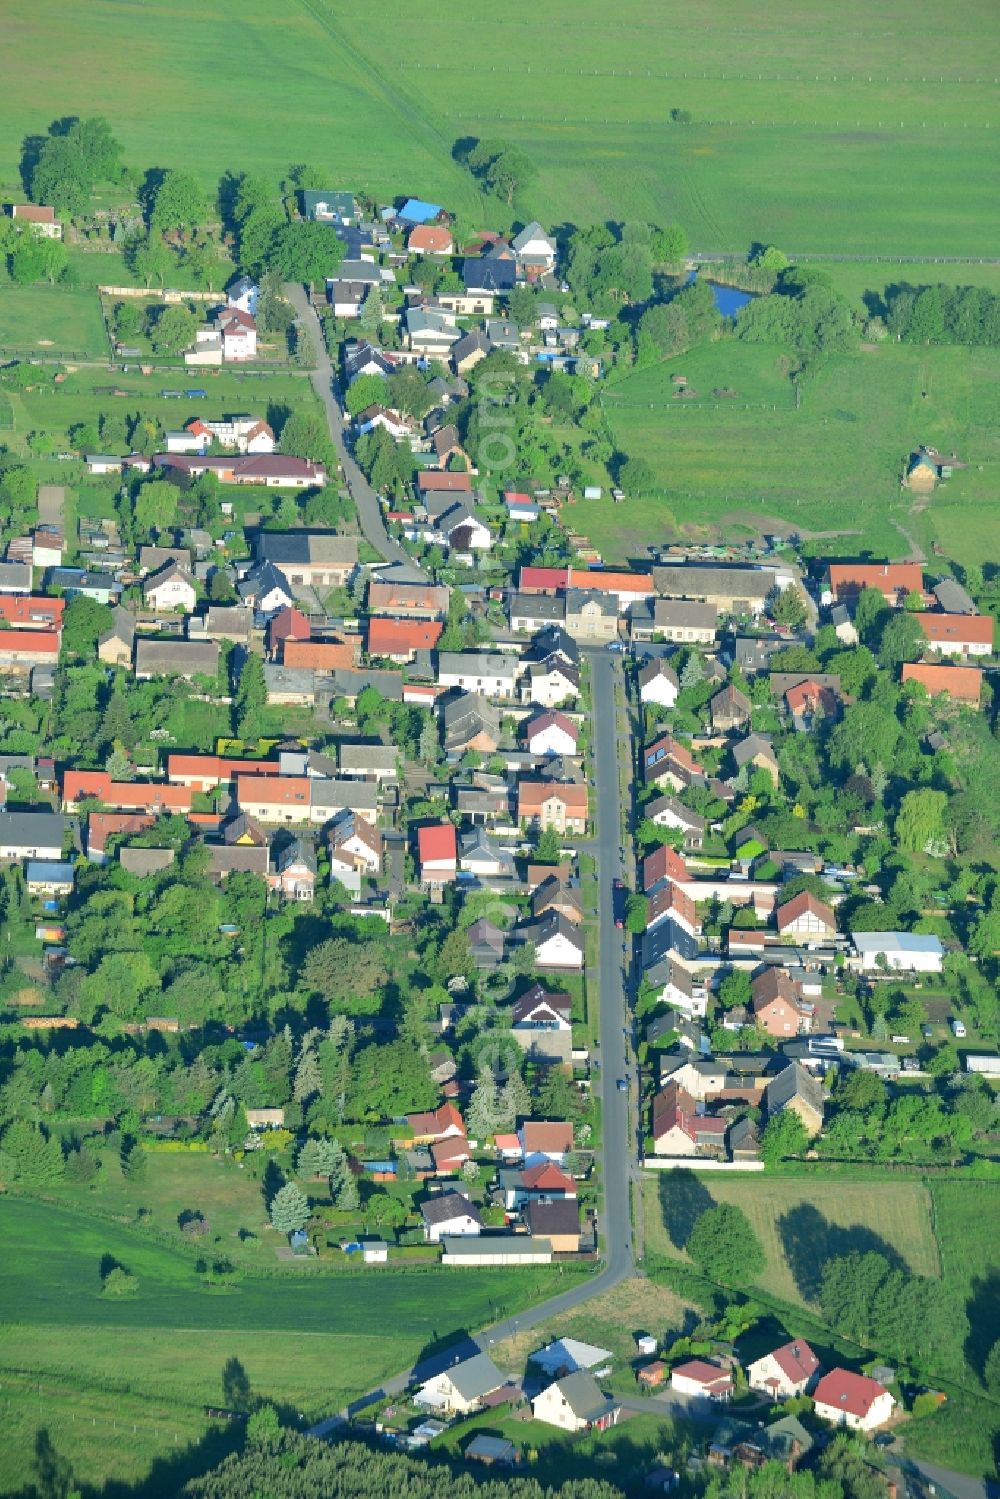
left=421, top=1191, right=484, bottom=1243
left=459, top=829, right=516, bottom=879
left=437, top=505, right=492, bottom=553
left=415, top=1353, right=506, bottom=1415
left=525, top=710, right=578, bottom=757
left=512, top=221, right=558, bottom=274
left=747, top=1340, right=821, bottom=1401
left=531, top=1372, right=619, bottom=1434
left=670, top=1360, right=733, bottom=1401
left=852, top=932, right=943, bottom=974
left=142, top=563, right=197, bottom=613
left=523, top=657, right=579, bottom=708
left=637, top=660, right=680, bottom=708
left=216, top=309, right=257, bottom=361
left=520, top=911, right=585, bottom=969
left=437, top=652, right=517, bottom=699
left=813, top=1370, right=894, bottom=1432
left=776, top=891, right=837, bottom=941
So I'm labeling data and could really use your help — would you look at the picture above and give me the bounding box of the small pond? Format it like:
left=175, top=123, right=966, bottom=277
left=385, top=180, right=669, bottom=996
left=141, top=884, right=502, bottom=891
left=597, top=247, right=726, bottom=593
left=686, top=269, right=755, bottom=317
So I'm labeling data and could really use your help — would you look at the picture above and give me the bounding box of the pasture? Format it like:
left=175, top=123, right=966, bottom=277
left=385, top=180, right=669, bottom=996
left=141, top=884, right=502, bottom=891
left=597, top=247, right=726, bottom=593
left=644, top=1172, right=940, bottom=1308
left=580, top=340, right=1000, bottom=561
left=0, top=284, right=108, bottom=358
left=1, top=0, right=997, bottom=256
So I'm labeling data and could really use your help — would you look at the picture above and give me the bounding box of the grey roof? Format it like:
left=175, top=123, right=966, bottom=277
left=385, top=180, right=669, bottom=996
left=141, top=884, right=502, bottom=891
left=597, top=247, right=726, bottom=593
left=0, top=561, right=32, bottom=589
left=202, top=605, right=254, bottom=638
left=511, top=592, right=565, bottom=623
left=331, top=258, right=381, bottom=285
left=438, top=651, right=516, bottom=679
left=638, top=659, right=679, bottom=689
left=0, top=810, right=67, bottom=849
left=565, top=588, right=617, bottom=618
left=326, top=668, right=403, bottom=701
left=264, top=664, right=316, bottom=698
left=441, top=1351, right=504, bottom=1403
left=309, top=779, right=378, bottom=814
left=653, top=564, right=773, bottom=603
left=853, top=931, right=943, bottom=956
left=732, top=732, right=778, bottom=768
left=467, top=917, right=506, bottom=956
left=463, top=256, right=516, bottom=292
left=651, top=598, right=718, bottom=630
left=239, top=560, right=293, bottom=603
left=764, top=1060, right=824, bottom=1120
left=530, top=625, right=580, bottom=665
left=421, top=1192, right=484, bottom=1228
left=933, top=577, right=975, bottom=614
left=647, top=793, right=705, bottom=831
left=529, top=655, right=579, bottom=689
left=338, top=743, right=397, bottom=773
left=526, top=1198, right=580, bottom=1237
left=442, top=692, right=501, bottom=750
left=465, top=1434, right=516, bottom=1462
left=119, top=846, right=176, bottom=876
left=512, top=221, right=555, bottom=254
left=277, top=835, right=317, bottom=873
left=518, top=908, right=584, bottom=953
left=256, top=532, right=358, bottom=568
left=729, top=636, right=785, bottom=672
left=452, top=329, right=492, bottom=363
left=441, top=1234, right=550, bottom=1258
left=99, top=605, right=136, bottom=647
left=208, top=844, right=269, bottom=877
left=134, top=639, right=220, bottom=678
left=543, top=1370, right=615, bottom=1422
left=641, top=918, right=700, bottom=971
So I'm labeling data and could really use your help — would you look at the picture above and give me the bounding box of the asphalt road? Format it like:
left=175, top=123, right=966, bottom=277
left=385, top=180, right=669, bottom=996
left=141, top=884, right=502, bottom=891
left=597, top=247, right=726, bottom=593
left=283, top=282, right=427, bottom=580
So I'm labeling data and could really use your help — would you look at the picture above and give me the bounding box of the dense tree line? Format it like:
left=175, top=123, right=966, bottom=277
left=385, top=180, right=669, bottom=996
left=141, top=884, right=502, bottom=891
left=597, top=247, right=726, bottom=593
left=882, top=282, right=1000, bottom=346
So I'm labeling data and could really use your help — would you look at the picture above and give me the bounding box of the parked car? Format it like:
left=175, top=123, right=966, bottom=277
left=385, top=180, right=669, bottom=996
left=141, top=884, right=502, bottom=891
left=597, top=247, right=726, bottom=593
left=616, top=1078, right=627, bottom=1093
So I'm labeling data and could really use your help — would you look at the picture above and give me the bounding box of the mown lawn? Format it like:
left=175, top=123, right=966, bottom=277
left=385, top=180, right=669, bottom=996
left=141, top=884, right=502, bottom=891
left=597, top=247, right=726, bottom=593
left=0, top=284, right=108, bottom=357
left=643, top=1172, right=940, bottom=1308
left=582, top=341, right=1000, bottom=561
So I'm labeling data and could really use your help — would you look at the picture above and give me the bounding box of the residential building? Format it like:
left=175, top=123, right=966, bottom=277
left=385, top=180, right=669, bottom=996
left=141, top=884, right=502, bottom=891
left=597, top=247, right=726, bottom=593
left=732, top=732, right=780, bottom=786
left=524, top=710, right=578, bottom=757
left=565, top=589, right=618, bottom=642
left=531, top=875, right=583, bottom=925
left=525, top=1199, right=581, bottom=1252
left=0, top=631, right=60, bottom=671
left=417, top=822, right=457, bottom=885
left=751, top=969, right=812, bottom=1038
left=918, top=612, right=994, bottom=657
left=710, top=684, right=751, bottom=732
left=0, top=810, right=67, bottom=861
left=776, top=890, right=837, bottom=941
left=669, top=1360, right=733, bottom=1401
left=631, top=597, right=717, bottom=644
left=645, top=795, right=705, bottom=849
left=517, top=910, right=585, bottom=969
left=156, top=453, right=324, bottom=488
left=62, top=771, right=192, bottom=816
left=407, top=224, right=454, bottom=255
left=415, top=1353, right=506, bottom=1415
left=532, top=1373, right=620, bottom=1434
left=368, top=616, right=443, bottom=662
left=442, top=692, right=501, bottom=753
left=519, top=565, right=654, bottom=611
left=518, top=780, right=587, bottom=835
left=270, top=837, right=316, bottom=901
left=421, top=1192, right=484, bottom=1243
left=255, top=532, right=358, bottom=589
left=134, top=639, right=220, bottom=680
left=638, top=660, right=679, bottom=707
left=764, top=1061, right=824, bottom=1134
left=902, top=661, right=982, bottom=704
left=747, top=1341, right=821, bottom=1401
left=510, top=592, right=567, bottom=633
left=825, top=562, right=923, bottom=607
left=25, top=859, right=75, bottom=897
left=852, top=931, right=943, bottom=973
left=812, top=1370, right=894, bottom=1432
left=9, top=203, right=62, bottom=238
left=652, top=564, right=773, bottom=617
left=142, top=562, right=197, bottom=612
left=437, top=651, right=517, bottom=699
left=523, top=655, right=579, bottom=708
left=459, top=828, right=515, bottom=879
left=367, top=580, right=449, bottom=618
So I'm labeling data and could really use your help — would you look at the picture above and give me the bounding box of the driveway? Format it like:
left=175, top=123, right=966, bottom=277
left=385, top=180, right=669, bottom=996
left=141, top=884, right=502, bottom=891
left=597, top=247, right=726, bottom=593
left=283, top=281, right=427, bottom=581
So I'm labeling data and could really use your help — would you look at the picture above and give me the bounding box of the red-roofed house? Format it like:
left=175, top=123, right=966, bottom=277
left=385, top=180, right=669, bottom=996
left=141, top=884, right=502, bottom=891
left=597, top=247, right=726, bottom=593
left=86, top=812, right=156, bottom=862
left=670, top=1361, right=732, bottom=1401
left=417, top=822, right=457, bottom=885
left=0, top=630, right=60, bottom=670
left=407, top=224, right=454, bottom=255
left=167, top=754, right=276, bottom=790
left=235, top=775, right=311, bottom=822
left=813, top=1369, right=894, bottom=1432
left=416, top=471, right=472, bottom=495
left=902, top=661, right=982, bottom=704
left=431, top=1135, right=472, bottom=1173
left=517, top=566, right=654, bottom=612
left=642, top=843, right=689, bottom=892
left=776, top=890, right=836, bottom=941
left=406, top=1101, right=465, bottom=1143
left=0, top=595, right=64, bottom=631
left=368, top=616, right=444, bottom=662
left=268, top=606, right=310, bottom=659
left=747, top=1340, right=821, bottom=1400
left=646, top=881, right=700, bottom=938
left=827, top=562, right=923, bottom=606
left=10, top=203, right=62, bottom=238
left=62, top=771, right=192, bottom=814
left=919, top=613, right=994, bottom=658
left=517, top=781, right=588, bottom=835
left=643, top=733, right=701, bottom=789
left=524, top=710, right=579, bottom=757
left=785, top=678, right=840, bottom=725
left=283, top=637, right=359, bottom=671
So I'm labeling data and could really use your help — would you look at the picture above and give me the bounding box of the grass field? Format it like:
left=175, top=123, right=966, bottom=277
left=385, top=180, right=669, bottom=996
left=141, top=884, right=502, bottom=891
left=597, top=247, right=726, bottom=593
left=643, top=1173, right=940, bottom=1308
left=579, top=340, right=1000, bottom=561
left=0, top=284, right=109, bottom=357
left=0, top=1196, right=574, bottom=1494
left=2, top=0, right=997, bottom=256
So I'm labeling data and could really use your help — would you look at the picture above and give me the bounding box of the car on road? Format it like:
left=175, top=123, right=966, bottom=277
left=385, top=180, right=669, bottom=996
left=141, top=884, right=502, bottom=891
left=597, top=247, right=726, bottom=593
left=616, top=1078, right=627, bottom=1092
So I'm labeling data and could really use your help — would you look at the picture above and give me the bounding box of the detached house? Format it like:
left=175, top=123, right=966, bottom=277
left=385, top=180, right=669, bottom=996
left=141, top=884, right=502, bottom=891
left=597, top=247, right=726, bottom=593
left=747, top=1340, right=821, bottom=1401
left=142, top=562, right=197, bottom=612
left=368, top=616, right=443, bottom=663
left=524, top=710, right=579, bottom=757
left=776, top=890, right=836, bottom=942
left=421, top=1192, right=483, bottom=1243
left=523, top=655, right=579, bottom=708
left=518, top=909, right=585, bottom=970
left=565, top=590, right=618, bottom=643
left=919, top=612, right=994, bottom=658
left=645, top=794, right=705, bottom=849
left=710, top=684, right=751, bottom=732
left=813, top=1370, right=894, bottom=1432
left=638, top=660, right=679, bottom=708
left=512, top=221, right=557, bottom=278
left=518, top=780, right=587, bottom=835
left=437, top=652, right=517, bottom=699
left=751, top=968, right=812, bottom=1038
left=417, top=822, right=457, bottom=886
left=532, top=1372, right=619, bottom=1434
left=442, top=692, right=501, bottom=754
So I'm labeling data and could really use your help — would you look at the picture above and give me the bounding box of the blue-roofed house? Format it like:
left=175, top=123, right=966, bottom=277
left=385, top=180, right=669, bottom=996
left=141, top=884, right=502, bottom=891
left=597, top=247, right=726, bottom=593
left=300, top=190, right=358, bottom=226
left=25, top=860, right=76, bottom=898
left=398, top=198, right=443, bottom=226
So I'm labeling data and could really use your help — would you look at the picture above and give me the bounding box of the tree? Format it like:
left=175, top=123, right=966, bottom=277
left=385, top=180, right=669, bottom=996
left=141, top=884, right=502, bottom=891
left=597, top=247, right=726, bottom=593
left=330, top=1152, right=359, bottom=1211
left=269, top=220, right=343, bottom=283
left=102, top=1265, right=138, bottom=1296
left=878, top=610, right=924, bottom=670
left=127, top=234, right=172, bottom=289
left=10, top=233, right=66, bottom=284
left=619, top=457, right=656, bottom=494
left=278, top=410, right=336, bottom=471
left=301, top=937, right=388, bottom=1012
left=0, top=1120, right=64, bottom=1184
left=465, top=140, right=537, bottom=205
left=366, top=1191, right=407, bottom=1232
left=233, top=653, right=266, bottom=740
left=297, top=1136, right=344, bottom=1180
left=624, top=892, right=648, bottom=934
left=499, top=1069, right=531, bottom=1127
left=293, top=1047, right=322, bottom=1105
left=535, top=826, right=562, bottom=863
left=345, top=373, right=388, bottom=417
left=717, top=970, right=751, bottom=1011
left=467, top=1070, right=502, bottom=1139
left=269, top=1182, right=310, bottom=1235
left=61, top=595, right=113, bottom=660
left=150, top=170, right=207, bottom=235
left=151, top=303, right=196, bottom=355
left=133, top=480, right=178, bottom=535
left=652, top=223, right=688, bottom=265
left=895, top=788, right=948, bottom=853
left=687, top=1202, right=764, bottom=1285
left=760, top=1110, right=809, bottom=1166
left=770, top=585, right=807, bottom=629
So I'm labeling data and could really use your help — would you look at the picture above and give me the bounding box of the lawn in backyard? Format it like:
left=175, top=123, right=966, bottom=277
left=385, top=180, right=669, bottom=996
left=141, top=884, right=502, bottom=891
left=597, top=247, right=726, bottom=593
left=643, top=1172, right=940, bottom=1308
left=579, top=340, right=1000, bottom=562
left=0, top=284, right=108, bottom=358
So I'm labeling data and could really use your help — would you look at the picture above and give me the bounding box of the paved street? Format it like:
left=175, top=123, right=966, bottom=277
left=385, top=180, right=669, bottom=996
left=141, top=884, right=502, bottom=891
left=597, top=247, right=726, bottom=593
left=283, top=282, right=427, bottom=580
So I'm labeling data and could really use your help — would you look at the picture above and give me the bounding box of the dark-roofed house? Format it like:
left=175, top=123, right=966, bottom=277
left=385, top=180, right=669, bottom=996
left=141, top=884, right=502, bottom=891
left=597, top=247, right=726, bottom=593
left=732, top=732, right=780, bottom=786
left=710, top=684, right=751, bottom=732
left=526, top=1198, right=581, bottom=1251
left=764, top=1061, right=824, bottom=1134
left=134, top=639, right=220, bottom=680
left=421, top=1191, right=483, bottom=1243
left=442, top=692, right=501, bottom=754
left=0, top=810, right=67, bottom=861
left=255, top=531, right=358, bottom=588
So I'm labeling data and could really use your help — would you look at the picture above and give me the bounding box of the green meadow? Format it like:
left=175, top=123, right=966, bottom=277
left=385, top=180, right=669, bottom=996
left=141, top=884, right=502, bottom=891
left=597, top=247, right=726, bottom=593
left=579, top=340, right=1000, bottom=561
left=1, top=0, right=998, bottom=255
left=0, top=284, right=108, bottom=358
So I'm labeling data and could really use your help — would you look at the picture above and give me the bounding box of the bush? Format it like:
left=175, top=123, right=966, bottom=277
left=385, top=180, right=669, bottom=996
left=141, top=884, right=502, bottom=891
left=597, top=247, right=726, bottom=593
left=102, top=1265, right=139, bottom=1296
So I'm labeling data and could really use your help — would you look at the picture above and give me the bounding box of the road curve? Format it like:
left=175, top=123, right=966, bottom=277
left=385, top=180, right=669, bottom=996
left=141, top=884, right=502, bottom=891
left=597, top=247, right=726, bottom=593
left=283, top=281, right=427, bottom=579
left=310, top=648, right=634, bottom=1436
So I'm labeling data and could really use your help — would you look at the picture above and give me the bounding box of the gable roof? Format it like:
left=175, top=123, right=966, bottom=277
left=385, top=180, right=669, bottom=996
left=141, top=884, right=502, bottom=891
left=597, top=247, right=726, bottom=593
left=512, top=983, right=572, bottom=1025
left=760, top=1339, right=820, bottom=1387
left=919, top=612, right=994, bottom=646
left=776, top=889, right=836, bottom=930
left=525, top=709, right=579, bottom=745
left=368, top=617, right=444, bottom=654
left=542, top=1370, right=614, bottom=1421
left=813, top=1368, right=889, bottom=1419
left=417, top=822, right=457, bottom=864
left=902, top=661, right=982, bottom=702
left=520, top=1120, right=573, bottom=1153
left=642, top=843, right=689, bottom=890
left=421, top=1191, right=483, bottom=1228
